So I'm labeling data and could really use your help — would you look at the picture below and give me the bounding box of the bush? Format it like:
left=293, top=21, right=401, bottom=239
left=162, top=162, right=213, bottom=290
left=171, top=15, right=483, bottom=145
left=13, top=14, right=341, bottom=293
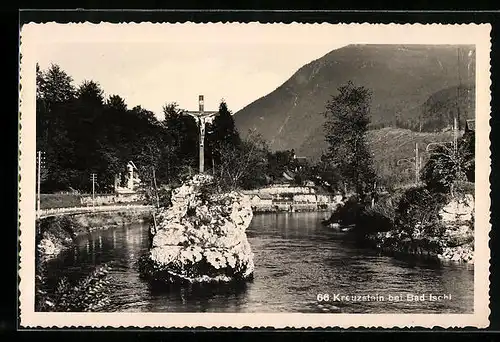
left=421, top=131, right=474, bottom=194
left=328, top=197, right=363, bottom=225
left=37, top=216, right=78, bottom=245
left=394, top=186, right=449, bottom=241
left=357, top=200, right=396, bottom=235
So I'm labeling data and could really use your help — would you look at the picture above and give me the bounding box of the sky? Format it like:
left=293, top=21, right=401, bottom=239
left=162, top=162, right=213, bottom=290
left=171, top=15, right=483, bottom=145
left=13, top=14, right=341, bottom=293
left=30, top=23, right=348, bottom=117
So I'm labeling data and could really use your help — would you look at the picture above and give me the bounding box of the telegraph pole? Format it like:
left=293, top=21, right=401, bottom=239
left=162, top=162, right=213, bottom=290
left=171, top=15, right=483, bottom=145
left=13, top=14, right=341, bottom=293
left=397, top=143, right=420, bottom=185
left=453, top=116, right=458, bottom=156
left=456, top=47, right=462, bottom=131
left=90, top=173, right=97, bottom=209
left=36, top=151, right=43, bottom=218
left=199, top=96, right=205, bottom=173
left=415, top=142, right=419, bottom=184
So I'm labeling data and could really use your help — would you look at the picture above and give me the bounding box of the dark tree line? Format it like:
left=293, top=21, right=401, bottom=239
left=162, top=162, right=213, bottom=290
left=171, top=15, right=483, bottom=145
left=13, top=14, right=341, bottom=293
left=37, top=64, right=180, bottom=193
left=37, top=64, right=314, bottom=194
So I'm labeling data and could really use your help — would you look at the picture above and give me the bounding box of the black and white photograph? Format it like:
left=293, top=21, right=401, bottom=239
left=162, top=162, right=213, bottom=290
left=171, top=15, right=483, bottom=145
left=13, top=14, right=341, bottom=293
left=18, top=22, right=491, bottom=328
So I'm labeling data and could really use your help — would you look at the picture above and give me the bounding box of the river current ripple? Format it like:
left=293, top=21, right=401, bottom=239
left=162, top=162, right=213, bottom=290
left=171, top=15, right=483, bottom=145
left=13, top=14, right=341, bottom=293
left=43, top=212, right=474, bottom=313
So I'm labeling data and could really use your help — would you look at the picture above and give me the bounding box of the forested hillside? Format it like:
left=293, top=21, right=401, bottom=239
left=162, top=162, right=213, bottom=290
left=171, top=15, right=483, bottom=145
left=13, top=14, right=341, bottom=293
left=233, top=44, right=475, bottom=158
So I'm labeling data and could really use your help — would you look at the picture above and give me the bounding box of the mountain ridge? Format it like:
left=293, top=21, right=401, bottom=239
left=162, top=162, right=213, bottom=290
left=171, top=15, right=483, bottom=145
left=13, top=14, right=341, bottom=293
left=233, top=44, right=476, bottom=159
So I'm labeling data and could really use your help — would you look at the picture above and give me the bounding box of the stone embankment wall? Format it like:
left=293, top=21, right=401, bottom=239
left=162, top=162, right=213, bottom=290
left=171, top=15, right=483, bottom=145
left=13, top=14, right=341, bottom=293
left=244, top=185, right=316, bottom=196
left=244, top=185, right=343, bottom=213
left=80, top=192, right=145, bottom=206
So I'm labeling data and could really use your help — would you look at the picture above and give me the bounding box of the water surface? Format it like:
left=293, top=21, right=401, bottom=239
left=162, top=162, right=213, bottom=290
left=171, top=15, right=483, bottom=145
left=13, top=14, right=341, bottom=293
left=43, top=212, right=474, bottom=313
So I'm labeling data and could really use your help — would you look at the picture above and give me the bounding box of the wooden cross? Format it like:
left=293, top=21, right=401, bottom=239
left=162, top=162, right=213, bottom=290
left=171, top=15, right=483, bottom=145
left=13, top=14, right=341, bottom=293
left=185, top=95, right=218, bottom=173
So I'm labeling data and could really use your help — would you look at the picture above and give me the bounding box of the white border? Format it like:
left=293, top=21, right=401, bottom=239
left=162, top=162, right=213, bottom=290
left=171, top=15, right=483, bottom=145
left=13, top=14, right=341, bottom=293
left=19, top=22, right=492, bottom=328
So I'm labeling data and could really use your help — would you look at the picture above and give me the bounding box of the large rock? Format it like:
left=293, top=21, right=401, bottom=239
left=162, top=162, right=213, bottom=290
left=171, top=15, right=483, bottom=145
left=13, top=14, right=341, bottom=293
left=141, top=174, right=255, bottom=283
left=438, top=194, right=475, bottom=263
left=439, top=194, right=474, bottom=223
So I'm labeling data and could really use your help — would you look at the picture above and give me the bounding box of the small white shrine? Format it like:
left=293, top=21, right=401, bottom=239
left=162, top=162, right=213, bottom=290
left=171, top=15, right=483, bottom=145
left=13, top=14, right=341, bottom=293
left=114, top=161, right=142, bottom=194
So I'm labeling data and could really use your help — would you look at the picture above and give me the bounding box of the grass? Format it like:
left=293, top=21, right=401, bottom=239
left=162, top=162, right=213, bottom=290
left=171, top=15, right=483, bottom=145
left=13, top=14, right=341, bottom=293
left=40, top=194, right=83, bottom=209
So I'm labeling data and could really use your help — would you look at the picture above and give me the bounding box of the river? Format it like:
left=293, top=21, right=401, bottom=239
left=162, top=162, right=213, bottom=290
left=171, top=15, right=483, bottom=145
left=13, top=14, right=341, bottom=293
left=42, top=212, right=474, bottom=313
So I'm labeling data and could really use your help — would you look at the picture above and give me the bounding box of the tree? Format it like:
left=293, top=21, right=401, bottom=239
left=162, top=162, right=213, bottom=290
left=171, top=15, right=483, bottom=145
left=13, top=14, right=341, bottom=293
left=162, top=102, right=199, bottom=182
left=37, top=63, right=76, bottom=108
left=36, top=64, right=76, bottom=152
left=421, top=130, right=475, bottom=194
left=36, top=64, right=79, bottom=191
left=266, top=150, right=294, bottom=181
left=77, top=80, right=105, bottom=106
left=212, top=129, right=268, bottom=191
left=207, top=100, right=242, bottom=169
left=36, top=63, right=45, bottom=99
left=106, top=95, right=127, bottom=111
left=323, top=81, right=377, bottom=199
left=211, top=101, right=241, bottom=147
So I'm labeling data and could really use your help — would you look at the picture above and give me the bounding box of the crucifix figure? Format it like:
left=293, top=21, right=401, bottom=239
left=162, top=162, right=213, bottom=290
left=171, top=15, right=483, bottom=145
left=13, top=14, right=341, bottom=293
left=185, top=95, right=218, bottom=173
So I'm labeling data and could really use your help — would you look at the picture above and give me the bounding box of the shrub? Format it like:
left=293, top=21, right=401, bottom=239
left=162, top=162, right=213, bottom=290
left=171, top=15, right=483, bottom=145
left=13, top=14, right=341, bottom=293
left=328, top=196, right=363, bottom=225
left=394, top=186, right=449, bottom=241
left=36, top=264, right=112, bottom=312
left=357, top=200, right=396, bottom=235
left=421, top=131, right=474, bottom=194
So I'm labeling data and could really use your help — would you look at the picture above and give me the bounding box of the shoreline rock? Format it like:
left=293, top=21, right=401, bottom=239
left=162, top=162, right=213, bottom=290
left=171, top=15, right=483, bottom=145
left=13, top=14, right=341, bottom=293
left=140, top=174, right=255, bottom=284
left=363, top=194, right=475, bottom=264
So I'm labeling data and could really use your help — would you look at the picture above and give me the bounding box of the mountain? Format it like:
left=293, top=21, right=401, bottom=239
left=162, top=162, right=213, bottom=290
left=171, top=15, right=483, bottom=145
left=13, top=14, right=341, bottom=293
left=233, top=44, right=475, bottom=160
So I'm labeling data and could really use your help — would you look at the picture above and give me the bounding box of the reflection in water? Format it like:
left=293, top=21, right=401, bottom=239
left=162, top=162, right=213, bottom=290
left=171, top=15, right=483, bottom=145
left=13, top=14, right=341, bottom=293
left=42, top=212, right=474, bottom=313
left=143, top=280, right=250, bottom=313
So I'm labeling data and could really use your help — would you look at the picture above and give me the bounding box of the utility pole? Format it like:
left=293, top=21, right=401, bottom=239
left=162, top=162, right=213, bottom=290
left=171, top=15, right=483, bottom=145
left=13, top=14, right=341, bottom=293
left=36, top=151, right=44, bottom=218
left=453, top=116, right=458, bottom=156
left=90, top=173, right=97, bottom=209
left=456, top=47, right=462, bottom=131
left=415, top=142, right=419, bottom=184
left=397, top=142, right=420, bottom=185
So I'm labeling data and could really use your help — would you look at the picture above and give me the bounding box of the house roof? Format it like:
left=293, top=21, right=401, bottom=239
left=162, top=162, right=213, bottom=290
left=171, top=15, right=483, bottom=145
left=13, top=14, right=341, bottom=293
left=252, top=193, right=273, bottom=200
left=466, top=119, right=475, bottom=132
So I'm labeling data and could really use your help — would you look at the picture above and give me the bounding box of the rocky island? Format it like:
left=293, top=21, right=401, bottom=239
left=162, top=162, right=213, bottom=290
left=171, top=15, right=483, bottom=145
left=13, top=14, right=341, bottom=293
left=140, top=174, right=255, bottom=283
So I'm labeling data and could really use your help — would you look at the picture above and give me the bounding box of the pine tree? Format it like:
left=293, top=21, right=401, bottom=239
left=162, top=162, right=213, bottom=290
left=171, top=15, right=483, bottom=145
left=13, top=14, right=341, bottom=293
left=162, top=102, right=199, bottom=181
left=208, top=100, right=242, bottom=168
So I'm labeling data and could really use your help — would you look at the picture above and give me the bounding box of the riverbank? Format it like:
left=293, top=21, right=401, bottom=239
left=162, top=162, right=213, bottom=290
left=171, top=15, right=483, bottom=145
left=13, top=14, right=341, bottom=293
left=38, top=212, right=474, bottom=313
left=325, top=183, right=475, bottom=264
left=36, top=207, right=153, bottom=259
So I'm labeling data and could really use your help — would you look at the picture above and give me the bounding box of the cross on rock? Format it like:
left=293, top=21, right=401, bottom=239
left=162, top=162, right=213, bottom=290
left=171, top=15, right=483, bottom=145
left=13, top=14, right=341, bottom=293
left=185, top=95, right=218, bottom=173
